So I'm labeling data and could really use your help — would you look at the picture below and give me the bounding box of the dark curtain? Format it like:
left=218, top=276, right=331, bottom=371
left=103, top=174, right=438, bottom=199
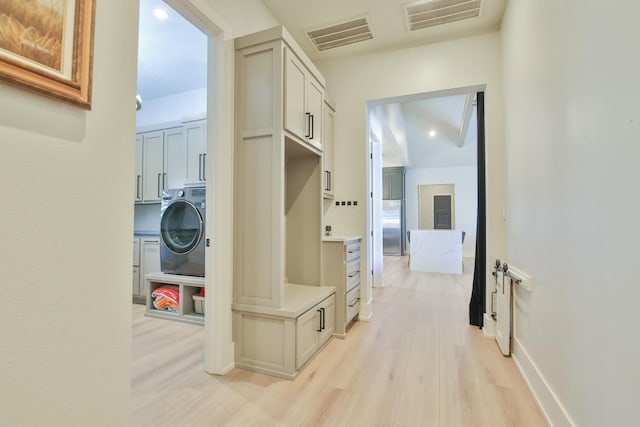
left=469, top=91, right=486, bottom=327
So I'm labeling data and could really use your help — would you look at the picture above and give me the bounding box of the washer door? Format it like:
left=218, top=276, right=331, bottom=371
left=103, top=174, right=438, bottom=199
left=160, top=200, right=203, bottom=254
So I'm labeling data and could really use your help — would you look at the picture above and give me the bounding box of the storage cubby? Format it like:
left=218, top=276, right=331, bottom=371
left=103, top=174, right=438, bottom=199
left=145, top=272, right=205, bottom=325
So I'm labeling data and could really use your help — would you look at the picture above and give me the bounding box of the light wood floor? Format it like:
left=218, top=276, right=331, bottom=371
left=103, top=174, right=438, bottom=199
left=132, top=256, right=547, bottom=426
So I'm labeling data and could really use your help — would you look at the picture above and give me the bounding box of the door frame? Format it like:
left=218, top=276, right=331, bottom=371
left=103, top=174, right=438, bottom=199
left=417, top=184, right=456, bottom=230
left=366, top=85, right=487, bottom=324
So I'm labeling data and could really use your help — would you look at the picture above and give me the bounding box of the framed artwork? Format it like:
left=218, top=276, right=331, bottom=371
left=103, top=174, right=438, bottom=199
left=0, top=0, right=96, bottom=109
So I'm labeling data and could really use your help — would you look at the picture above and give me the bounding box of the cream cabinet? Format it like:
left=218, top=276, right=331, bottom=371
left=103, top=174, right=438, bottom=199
left=233, top=287, right=335, bottom=379
left=132, top=236, right=161, bottom=304
left=184, top=120, right=206, bottom=184
left=322, top=237, right=362, bottom=338
left=284, top=49, right=324, bottom=151
left=323, top=99, right=335, bottom=199
left=135, top=119, right=207, bottom=202
left=134, top=137, right=143, bottom=202
left=295, top=294, right=335, bottom=368
left=137, top=127, right=184, bottom=203
left=233, top=26, right=334, bottom=379
left=132, top=237, right=141, bottom=295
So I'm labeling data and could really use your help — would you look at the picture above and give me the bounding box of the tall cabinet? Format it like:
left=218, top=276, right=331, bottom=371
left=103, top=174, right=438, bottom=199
left=232, top=26, right=335, bottom=379
left=323, top=99, right=335, bottom=199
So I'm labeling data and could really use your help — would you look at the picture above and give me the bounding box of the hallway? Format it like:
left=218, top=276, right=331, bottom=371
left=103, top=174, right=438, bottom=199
left=132, top=256, right=546, bottom=426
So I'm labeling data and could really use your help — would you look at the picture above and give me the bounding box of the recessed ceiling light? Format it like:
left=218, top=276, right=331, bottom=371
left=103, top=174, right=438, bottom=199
left=153, top=8, right=169, bottom=20
left=429, top=130, right=437, bottom=138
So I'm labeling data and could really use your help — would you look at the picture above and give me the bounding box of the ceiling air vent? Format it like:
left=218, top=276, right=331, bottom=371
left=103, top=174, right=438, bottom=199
left=307, top=17, right=374, bottom=52
left=405, top=0, right=483, bottom=32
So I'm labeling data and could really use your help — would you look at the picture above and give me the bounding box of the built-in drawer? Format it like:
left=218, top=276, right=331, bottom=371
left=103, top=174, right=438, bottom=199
left=346, top=242, right=360, bottom=262
left=346, top=259, right=360, bottom=277
left=346, top=285, right=360, bottom=323
left=347, top=271, right=360, bottom=290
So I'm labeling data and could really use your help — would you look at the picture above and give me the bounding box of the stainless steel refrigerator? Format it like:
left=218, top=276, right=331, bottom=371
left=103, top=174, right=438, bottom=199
left=383, top=200, right=405, bottom=255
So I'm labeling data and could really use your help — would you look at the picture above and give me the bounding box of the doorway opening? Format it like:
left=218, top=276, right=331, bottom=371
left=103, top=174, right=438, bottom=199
left=367, top=87, right=486, bottom=325
left=133, top=0, right=234, bottom=376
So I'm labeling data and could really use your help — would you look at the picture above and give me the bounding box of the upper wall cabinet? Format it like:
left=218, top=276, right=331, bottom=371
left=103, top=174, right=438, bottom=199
left=136, top=127, right=184, bottom=203
left=135, top=119, right=207, bottom=203
left=184, top=120, right=207, bottom=184
left=284, top=49, right=324, bottom=151
left=383, top=166, right=405, bottom=200
left=135, top=136, right=143, bottom=202
left=235, top=26, right=326, bottom=156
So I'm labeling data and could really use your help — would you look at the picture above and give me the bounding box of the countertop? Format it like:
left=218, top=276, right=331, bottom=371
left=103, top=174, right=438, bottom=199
left=322, top=235, right=361, bottom=243
left=134, top=231, right=160, bottom=237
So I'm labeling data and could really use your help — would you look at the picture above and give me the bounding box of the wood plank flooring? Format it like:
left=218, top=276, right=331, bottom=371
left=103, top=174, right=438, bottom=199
left=132, top=256, right=547, bottom=426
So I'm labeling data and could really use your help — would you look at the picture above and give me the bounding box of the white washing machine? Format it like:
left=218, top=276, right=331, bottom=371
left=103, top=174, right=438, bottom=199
left=159, top=186, right=206, bottom=276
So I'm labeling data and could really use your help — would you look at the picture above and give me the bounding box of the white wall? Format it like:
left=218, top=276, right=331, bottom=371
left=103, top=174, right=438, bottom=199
left=405, top=166, right=477, bottom=257
left=136, top=87, right=207, bottom=128
left=134, top=203, right=161, bottom=232
left=0, top=2, right=139, bottom=425
left=317, top=32, right=505, bottom=319
left=204, top=0, right=277, bottom=37
left=502, top=1, right=640, bottom=426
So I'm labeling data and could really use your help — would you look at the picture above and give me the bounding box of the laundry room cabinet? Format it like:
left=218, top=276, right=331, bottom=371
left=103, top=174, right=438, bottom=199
left=136, top=127, right=184, bottom=203
left=132, top=236, right=161, bottom=304
left=232, top=26, right=335, bottom=379
left=135, top=118, right=208, bottom=202
left=145, top=272, right=205, bottom=325
left=184, top=119, right=207, bottom=184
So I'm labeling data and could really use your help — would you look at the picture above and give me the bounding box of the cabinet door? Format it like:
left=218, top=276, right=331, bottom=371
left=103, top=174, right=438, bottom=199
left=141, top=239, right=160, bottom=297
left=318, top=296, right=335, bottom=345
left=284, top=49, right=307, bottom=142
left=323, top=102, right=335, bottom=197
left=142, top=132, right=164, bottom=202
left=296, top=305, right=320, bottom=368
left=135, top=136, right=143, bottom=202
left=132, top=267, right=140, bottom=296
left=389, top=172, right=404, bottom=199
left=164, top=128, right=186, bottom=191
left=383, top=169, right=404, bottom=200
left=306, top=78, right=323, bottom=150
left=184, top=120, right=206, bottom=183
left=133, top=237, right=140, bottom=267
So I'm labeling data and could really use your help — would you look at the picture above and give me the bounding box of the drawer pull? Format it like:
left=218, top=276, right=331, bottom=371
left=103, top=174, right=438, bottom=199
left=348, top=298, right=360, bottom=308
left=348, top=271, right=360, bottom=278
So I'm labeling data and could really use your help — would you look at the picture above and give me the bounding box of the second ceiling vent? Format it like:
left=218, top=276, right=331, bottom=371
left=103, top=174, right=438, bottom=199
left=405, top=0, right=483, bottom=32
left=307, top=17, right=374, bottom=52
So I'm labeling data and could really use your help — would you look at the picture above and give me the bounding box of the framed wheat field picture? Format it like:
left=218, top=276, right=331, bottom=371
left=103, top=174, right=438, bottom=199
left=0, top=0, right=96, bottom=109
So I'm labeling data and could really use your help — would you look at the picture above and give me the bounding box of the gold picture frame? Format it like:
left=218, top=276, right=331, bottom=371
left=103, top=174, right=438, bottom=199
left=0, top=0, right=96, bottom=110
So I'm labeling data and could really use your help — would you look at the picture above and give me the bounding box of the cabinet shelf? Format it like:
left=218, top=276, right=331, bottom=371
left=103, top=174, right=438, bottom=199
left=145, top=273, right=205, bottom=325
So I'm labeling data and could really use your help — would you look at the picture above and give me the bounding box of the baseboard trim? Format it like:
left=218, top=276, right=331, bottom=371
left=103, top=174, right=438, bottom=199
left=209, top=360, right=235, bottom=376
left=512, top=337, right=576, bottom=427
left=483, top=313, right=495, bottom=337
left=359, top=298, right=373, bottom=321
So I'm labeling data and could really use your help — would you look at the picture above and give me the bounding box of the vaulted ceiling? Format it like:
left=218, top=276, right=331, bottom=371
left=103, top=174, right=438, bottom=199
left=137, top=0, right=505, bottom=168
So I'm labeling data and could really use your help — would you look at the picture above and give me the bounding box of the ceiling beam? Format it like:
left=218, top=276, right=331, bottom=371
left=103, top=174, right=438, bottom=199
left=457, top=93, right=474, bottom=147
